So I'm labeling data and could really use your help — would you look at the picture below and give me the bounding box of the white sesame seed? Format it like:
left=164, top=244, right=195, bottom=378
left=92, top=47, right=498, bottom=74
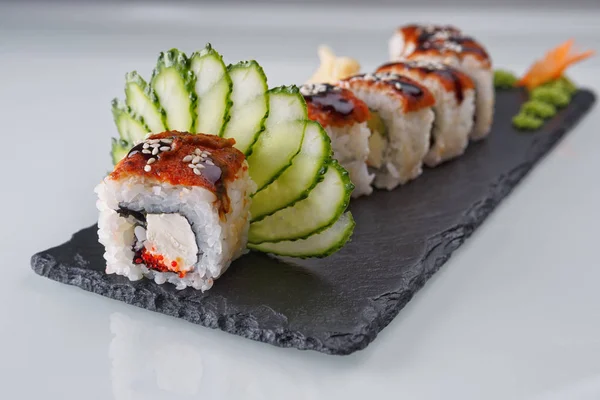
left=182, top=155, right=193, bottom=162
left=150, top=143, right=160, bottom=148
left=195, top=148, right=202, bottom=155
left=205, top=160, right=214, bottom=166
left=188, top=164, right=196, bottom=169
left=159, top=146, right=170, bottom=151
left=364, top=73, right=377, bottom=81
left=160, top=139, right=173, bottom=144
left=128, top=150, right=139, bottom=157
left=142, top=149, right=151, bottom=154
left=152, top=148, right=159, bottom=155
left=192, top=156, right=201, bottom=164
left=144, top=165, right=151, bottom=172
left=196, top=164, right=205, bottom=169
left=299, top=85, right=312, bottom=96
left=433, top=31, right=450, bottom=40
left=147, top=158, right=156, bottom=164
left=149, top=139, right=161, bottom=144
left=193, top=168, right=202, bottom=175
left=142, top=143, right=150, bottom=149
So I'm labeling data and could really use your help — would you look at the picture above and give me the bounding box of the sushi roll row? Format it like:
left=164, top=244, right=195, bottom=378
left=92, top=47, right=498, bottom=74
left=98, top=25, right=493, bottom=291
left=302, top=23, right=493, bottom=194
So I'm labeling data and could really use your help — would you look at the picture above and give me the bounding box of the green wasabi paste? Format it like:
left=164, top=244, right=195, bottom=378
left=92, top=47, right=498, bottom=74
left=511, top=75, right=577, bottom=131
left=493, top=69, right=518, bottom=89
left=530, top=86, right=571, bottom=108
left=542, top=76, right=577, bottom=96
left=521, top=100, right=556, bottom=119
left=512, top=113, right=544, bottom=130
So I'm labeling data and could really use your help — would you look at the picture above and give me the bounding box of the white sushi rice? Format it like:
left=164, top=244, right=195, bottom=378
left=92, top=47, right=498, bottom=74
left=388, top=32, right=414, bottom=60
left=426, top=87, right=475, bottom=166
left=461, top=55, right=494, bottom=140
left=326, top=122, right=374, bottom=197
left=95, top=166, right=254, bottom=291
left=349, top=88, right=434, bottom=190
left=397, top=70, right=476, bottom=166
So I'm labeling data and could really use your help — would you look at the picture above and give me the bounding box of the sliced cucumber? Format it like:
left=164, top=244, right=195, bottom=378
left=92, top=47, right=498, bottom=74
left=221, top=61, right=268, bottom=154
left=124, top=71, right=166, bottom=133
left=248, top=160, right=354, bottom=244
left=247, top=86, right=308, bottom=191
left=150, top=49, right=196, bottom=131
left=111, top=99, right=149, bottom=145
left=248, top=212, right=355, bottom=258
left=250, top=120, right=331, bottom=221
left=111, top=137, right=130, bottom=165
left=190, top=44, right=232, bottom=136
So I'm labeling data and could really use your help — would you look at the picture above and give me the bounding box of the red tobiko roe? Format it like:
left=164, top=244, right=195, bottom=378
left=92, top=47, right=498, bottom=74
left=139, top=248, right=187, bottom=278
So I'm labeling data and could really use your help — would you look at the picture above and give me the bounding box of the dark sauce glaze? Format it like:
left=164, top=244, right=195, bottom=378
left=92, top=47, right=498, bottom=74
left=343, top=73, right=436, bottom=113
left=303, top=84, right=354, bottom=116
left=417, top=38, right=489, bottom=60
left=301, top=83, right=370, bottom=127
left=447, top=36, right=490, bottom=59
left=402, top=25, right=490, bottom=62
left=416, top=25, right=461, bottom=43
left=419, top=66, right=465, bottom=104
left=126, top=137, right=174, bottom=161
left=441, top=69, right=465, bottom=103
left=382, top=74, right=425, bottom=97
left=377, top=62, right=468, bottom=104
left=126, top=142, right=148, bottom=159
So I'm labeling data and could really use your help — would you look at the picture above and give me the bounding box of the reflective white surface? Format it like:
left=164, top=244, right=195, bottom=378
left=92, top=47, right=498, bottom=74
left=2, top=3, right=599, bottom=399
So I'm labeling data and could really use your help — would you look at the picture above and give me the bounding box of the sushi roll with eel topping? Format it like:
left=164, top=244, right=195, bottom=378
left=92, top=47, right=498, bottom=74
left=300, top=83, right=374, bottom=197
left=339, top=73, right=435, bottom=190
left=376, top=60, right=476, bottom=166
left=389, top=24, right=493, bottom=141
left=95, top=131, right=255, bottom=291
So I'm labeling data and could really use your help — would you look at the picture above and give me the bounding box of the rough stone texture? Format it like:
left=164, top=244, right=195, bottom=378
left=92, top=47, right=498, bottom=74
left=31, top=89, right=596, bottom=355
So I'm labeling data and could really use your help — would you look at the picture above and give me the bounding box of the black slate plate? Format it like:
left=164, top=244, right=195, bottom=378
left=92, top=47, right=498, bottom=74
left=31, top=89, right=596, bottom=355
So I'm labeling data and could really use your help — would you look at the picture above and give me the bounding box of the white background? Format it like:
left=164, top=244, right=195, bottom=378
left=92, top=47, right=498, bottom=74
left=1, top=3, right=599, bottom=399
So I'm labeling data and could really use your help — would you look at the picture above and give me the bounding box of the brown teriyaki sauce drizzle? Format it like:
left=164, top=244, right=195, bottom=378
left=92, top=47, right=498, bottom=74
left=370, top=73, right=424, bottom=97
left=301, top=83, right=355, bottom=116
left=414, top=63, right=465, bottom=104
left=413, top=26, right=489, bottom=60
left=378, top=61, right=466, bottom=104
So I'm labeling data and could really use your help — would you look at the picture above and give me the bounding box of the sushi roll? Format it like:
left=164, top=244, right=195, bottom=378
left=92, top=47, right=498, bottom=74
left=339, top=73, right=435, bottom=190
left=376, top=60, right=476, bottom=166
left=299, top=83, right=374, bottom=197
left=95, top=131, right=255, bottom=291
left=389, top=24, right=494, bottom=141
left=388, top=24, right=462, bottom=60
